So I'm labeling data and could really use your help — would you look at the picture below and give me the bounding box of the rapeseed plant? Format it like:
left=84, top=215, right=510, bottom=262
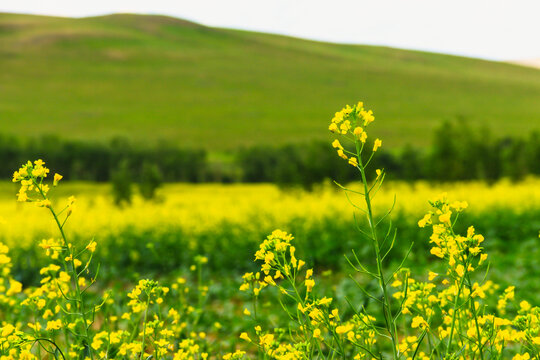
left=3, top=161, right=216, bottom=359
left=230, top=102, right=540, bottom=359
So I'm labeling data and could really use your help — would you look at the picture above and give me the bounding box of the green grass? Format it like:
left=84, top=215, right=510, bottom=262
left=1, top=13, right=540, bottom=149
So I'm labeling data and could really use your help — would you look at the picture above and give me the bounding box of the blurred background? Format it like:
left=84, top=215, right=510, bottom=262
left=0, top=1, right=539, bottom=297
left=1, top=0, right=540, bottom=189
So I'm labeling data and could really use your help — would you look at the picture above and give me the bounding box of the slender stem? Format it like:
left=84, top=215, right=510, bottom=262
left=466, top=275, right=485, bottom=360
left=449, top=225, right=485, bottom=360
left=355, top=141, right=399, bottom=359
left=140, top=296, right=151, bottom=360
left=49, top=207, right=94, bottom=359
left=33, top=177, right=94, bottom=359
left=253, top=294, right=258, bottom=320
left=444, top=272, right=466, bottom=358
left=32, top=338, right=67, bottom=360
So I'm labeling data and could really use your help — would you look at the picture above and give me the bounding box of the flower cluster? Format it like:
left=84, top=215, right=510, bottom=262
left=329, top=102, right=381, bottom=168
left=231, top=199, right=539, bottom=359
left=12, top=159, right=56, bottom=205
left=2, top=161, right=220, bottom=359
left=236, top=229, right=385, bottom=359
left=384, top=193, right=540, bottom=359
left=418, top=193, right=488, bottom=278
left=0, top=236, right=218, bottom=359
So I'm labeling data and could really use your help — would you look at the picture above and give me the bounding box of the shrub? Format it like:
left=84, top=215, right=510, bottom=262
left=139, top=161, right=163, bottom=200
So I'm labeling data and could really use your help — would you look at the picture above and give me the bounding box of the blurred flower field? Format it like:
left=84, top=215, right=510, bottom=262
left=2, top=178, right=540, bottom=244
left=0, top=178, right=539, bottom=282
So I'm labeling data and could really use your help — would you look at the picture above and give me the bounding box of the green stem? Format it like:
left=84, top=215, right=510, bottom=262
left=355, top=141, right=400, bottom=360
left=444, top=272, right=466, bottom=358
left=34, top=177, right=94, bottom=359
left=49, top=207, right=94, bottom=359
left=252, top=293, right=258, bottom=320
left=32, top=338, right=67, bottom=360
left=140, top=297, right=151, bottom=360
left=466, top=275, right=485, bottom=360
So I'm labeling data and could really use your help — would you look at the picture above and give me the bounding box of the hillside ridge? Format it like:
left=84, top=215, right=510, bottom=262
left=0, top=13, right=539, bottom=149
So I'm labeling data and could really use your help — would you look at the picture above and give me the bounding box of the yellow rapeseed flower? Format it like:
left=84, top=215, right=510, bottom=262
left=373, top=138, right=382, bottom=152
left=411, top=316, right=428, bottom=329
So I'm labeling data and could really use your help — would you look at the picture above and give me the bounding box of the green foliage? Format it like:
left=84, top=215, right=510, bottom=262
left=426, top=123, right=540, bottom=182
left=138, top=162, right=163, bottom=200
left=398, top=144, right=423, bottom=181
left=0, top=134, right=207, bottom=183
left=112, top=160, right=133, bottom=206
left=1, top=122, right=539, bottom=187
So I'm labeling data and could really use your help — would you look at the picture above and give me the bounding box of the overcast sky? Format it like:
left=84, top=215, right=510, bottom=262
left=2, top=0, right=539, bottom=61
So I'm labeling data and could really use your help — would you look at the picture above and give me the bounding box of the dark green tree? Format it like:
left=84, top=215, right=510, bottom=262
left=139, top=162, right=163, bottom=200
left=111, top=160, right=133, bottom=206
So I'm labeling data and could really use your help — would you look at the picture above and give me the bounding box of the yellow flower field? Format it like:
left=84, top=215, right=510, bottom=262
left=0, top=178, right=539, bottom=249
left=0, top=102, right=538, bottom=359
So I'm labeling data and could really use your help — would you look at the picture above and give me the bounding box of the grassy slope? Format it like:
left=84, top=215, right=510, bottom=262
left=1, top=13, right=540, bottom=149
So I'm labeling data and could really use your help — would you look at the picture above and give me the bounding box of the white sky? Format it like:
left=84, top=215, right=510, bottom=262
left=2, top=0, right=539, bottom=60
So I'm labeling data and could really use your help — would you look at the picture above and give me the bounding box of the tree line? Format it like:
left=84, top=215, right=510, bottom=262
left=0, top=121, right=539, bottom=190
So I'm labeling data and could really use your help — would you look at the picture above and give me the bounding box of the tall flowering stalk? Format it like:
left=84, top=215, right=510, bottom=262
left=231, top=102, right=539, bottom=360
left=6, top=160, right=212, bottom=359
left=13, top=160, right=97, bottom=358
left=329, top=102, right=403, bottom=358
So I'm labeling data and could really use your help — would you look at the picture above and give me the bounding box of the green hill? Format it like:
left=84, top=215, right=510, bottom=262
left=1, top=12, right=540, bottom=149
